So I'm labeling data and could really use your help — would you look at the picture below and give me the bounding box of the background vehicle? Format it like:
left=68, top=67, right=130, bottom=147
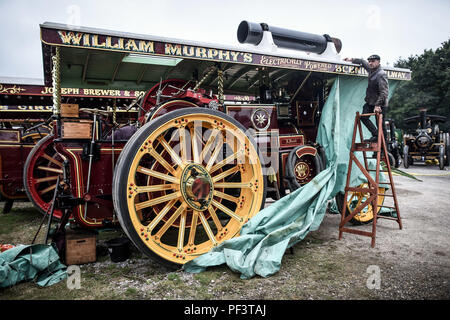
left=385, top=118, right=402, bottom=168
left=402, top=109, right=449, bottom=170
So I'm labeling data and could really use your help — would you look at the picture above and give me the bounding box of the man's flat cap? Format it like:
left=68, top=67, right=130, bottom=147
left=368, top=54, right=381, bottom=61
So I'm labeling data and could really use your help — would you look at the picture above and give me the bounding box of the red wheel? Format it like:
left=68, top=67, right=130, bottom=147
left=23, top=134, right=66, bottom=219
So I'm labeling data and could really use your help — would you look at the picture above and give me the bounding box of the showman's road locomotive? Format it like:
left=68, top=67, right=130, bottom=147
left=402, top=109, right=449, bottom=170
left=23, top=20, right=411, bottom=267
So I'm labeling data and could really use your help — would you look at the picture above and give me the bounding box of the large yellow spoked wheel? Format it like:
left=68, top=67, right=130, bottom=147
left=335, top=183, right=386, bottom=225
left=112, top=107, right=266, bottom=268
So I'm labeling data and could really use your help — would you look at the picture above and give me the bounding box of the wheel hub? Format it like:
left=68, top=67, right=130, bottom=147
left=180, top=163, right=213, bottom=211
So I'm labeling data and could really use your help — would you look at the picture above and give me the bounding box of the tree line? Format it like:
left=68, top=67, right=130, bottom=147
left=387, top=39, right=450, bottom=133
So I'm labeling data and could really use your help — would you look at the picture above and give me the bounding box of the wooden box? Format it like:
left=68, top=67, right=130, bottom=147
left=65, top=230, right=97, bottom=265
left=61, top=120, right=93, bottom=139
left=61, top=103, right=79, bottom=117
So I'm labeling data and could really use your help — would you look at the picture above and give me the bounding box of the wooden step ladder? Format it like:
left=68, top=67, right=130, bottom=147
left=339, top=111, right=402, bottom=247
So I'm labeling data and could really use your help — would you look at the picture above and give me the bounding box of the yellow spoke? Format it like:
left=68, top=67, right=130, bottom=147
left=179, top=127, right=188, bottom=163
left=155, top=204, right=187, bottom=239
left=148, top=148, right=176, bottom=175
left=205, top=139, right=224, bottom=171
left=214, top=182, right=252, bottom=189
left=39, top=183, right=56, bottom=195
left=199, top=129, right=219, bottom=163
left=147, top=199, right=177, bottom=231
left=211, top=199, right=243, bottom=222
left=135, top=184, right=176, bottom=194
left=37, top=166, right=63, bottom=174
left=213, top=190, right=239, bottom=203
left=35, top=175, right=59, bottom=183
left=188, top=210, right=199, bottom=245
left=157, top=136, right=183, bottom=167
left=208, top=206, right=223, bottom=231
left=210, top=150, right=242, bottom=174
left=198, top=211, right=218, bottom=246
left=135, top=191, right=181, bottom=211
left=212, top=165, right=240, bottom=183
left=42, top=154, right=62, bottom=167
left=177, top=210, right=187, bottom=252
left=136, top=166, right=178, bottom=184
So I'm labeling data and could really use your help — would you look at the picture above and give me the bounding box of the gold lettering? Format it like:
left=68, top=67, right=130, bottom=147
left=106, top=36, right=119, bottom=49
left=41, top=87, right=53, bottom=94
left=183, top=46, right=195, bottom=57
left=243, top=53, right=252, bottom=63
left=118, top=38, right=124, bottom=50
left=207, top=49, right=218, bottom=59
left=83, top=34, right=90, bottom=46
left=230, top=51, right=239, bottom=61
left=165, top=43, right=182, bottom=55
left=92, top=35, right=106, bottom=47
left=218, top=50, right=230, bottom=60
left=125, top=39, right=139, bottom=51
left=195, top=47, right=207, bottom=58
left=139, top=40, right=154, bottom=53
left=58, top=31, right=83, bottom=45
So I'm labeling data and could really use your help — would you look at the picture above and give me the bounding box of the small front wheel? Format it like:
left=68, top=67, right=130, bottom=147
left=335, top=183, right=386, bottom=225
left=403, top=145, right=410, bottom=169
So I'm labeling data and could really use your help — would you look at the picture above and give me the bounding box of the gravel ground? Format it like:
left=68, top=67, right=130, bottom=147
left=312, top=163, right=450, bottom=299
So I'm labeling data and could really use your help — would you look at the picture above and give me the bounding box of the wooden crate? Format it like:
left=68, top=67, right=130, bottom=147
left=61, top=120, right=93, bottom=139
left=61, top=103, right=79, bottom=117
left=65, top=230, right=97, bottom=265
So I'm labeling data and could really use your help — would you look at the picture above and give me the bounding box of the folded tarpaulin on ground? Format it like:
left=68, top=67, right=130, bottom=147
left=183, top=75, right=398, bottom=279
left=0, top=243, right=67, bottom=288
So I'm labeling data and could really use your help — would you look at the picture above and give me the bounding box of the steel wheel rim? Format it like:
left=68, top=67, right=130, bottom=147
left=124, top=113, right=264, bottom=264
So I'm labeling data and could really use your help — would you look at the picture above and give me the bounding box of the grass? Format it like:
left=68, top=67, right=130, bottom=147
left=2, top=202, right=446, bottom=300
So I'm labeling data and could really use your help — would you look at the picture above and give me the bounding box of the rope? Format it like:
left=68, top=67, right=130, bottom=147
left=193, top=67, right=217, bottom=91
left=51, top=47, right=61, bottom=115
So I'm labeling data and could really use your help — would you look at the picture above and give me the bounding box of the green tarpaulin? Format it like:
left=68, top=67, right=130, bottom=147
left=0, top=244, right=67, bottom=288
left=184, top=75, right=398, bottom=279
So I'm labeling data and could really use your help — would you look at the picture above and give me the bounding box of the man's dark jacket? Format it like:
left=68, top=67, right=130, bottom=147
left=352, top=58, right=389, bottom=107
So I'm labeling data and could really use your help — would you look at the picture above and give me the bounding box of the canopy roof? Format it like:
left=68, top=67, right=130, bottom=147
left=40, top=22, right=411, bottom=94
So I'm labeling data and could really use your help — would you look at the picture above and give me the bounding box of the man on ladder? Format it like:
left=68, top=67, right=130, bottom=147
left=344, top=55, right=389, bottom=145
left=339, top=55, right=402, bottom=247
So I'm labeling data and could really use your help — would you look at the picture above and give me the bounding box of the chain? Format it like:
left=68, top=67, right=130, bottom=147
left=51, top=47, right=61, bottom=115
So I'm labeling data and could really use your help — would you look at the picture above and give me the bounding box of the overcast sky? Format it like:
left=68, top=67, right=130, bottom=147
left=0, top=0, right=449, bottom=81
